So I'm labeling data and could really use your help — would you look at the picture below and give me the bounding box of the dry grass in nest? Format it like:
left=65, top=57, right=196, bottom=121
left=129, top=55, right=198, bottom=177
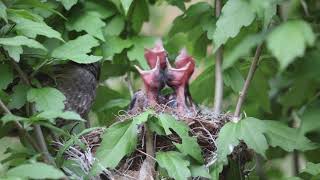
left=56, top=104, right=238, bottom=179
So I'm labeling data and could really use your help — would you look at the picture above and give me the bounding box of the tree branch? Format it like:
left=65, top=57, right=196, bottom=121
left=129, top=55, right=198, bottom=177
left=233, top=44, right=263, bottom=121
left=0, top=99, right=41, bottom=152
left=213, top=0, right=224, bottom=114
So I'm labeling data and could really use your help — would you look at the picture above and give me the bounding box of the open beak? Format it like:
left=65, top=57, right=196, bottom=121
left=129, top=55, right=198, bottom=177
left=134, top=59, right=162, bottom=106
left=165, top=49, right=196, bottom=114
left=174, top=48, right=195, bottom=79
left=166, top=51, right=193, bottom=88
left=134, top=58, right=161, bottom=88
left=144, top=40, right=167, bottom=70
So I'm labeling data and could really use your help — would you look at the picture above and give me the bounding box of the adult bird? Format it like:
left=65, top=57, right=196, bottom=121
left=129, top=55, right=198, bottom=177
left=37, top=62, right=100, bottom=127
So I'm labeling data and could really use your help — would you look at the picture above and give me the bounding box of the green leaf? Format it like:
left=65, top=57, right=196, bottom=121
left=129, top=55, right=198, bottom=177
left=121, top=0, right=133, bottom=15
left=267, top=20, right=315, bottom=70
left=156, top=151, right=191, bottom=180
left=210, top=162, right=224, bottom=180
left=223, top=67, right=244, bottom=92
left=159, top=114, right=203, bottom=163
left=217, top=117, right=317, bottom=165
left=52, top=34, right=102, bottom=64
left=147, top=116, right=166, bottom=135
left=8, top=84, right=29, bottom=109
left=190, top=63, right=214, bottom=104
left=91, top=120, right=138, bottom=174
left=3, top=45, right=23, bottom=62
left=98, top=99, right=130, bottom=111
left=57, top=0, right=78, bottom=10
left=15, top=19, right=63, bottom=41
left=169, top=2, right=211, bottom=36
left=249, top=0, right=277, bottom=29
left=166, top=0, right=186, bottom=11
left=130, top=0, right=149, bottom=33
left=0, top=1, right=8, bottom=23
left=190, top=165, right=211, bottom=178
left=302, top=162, right=320, bottom=176
left=102, top=36, right=133, bottom=59
left=213, top=0, right=255, bottom=50
left=35, top=110, right=84, bottom=123
left=66, top=12, right=105, bottom=41
left=0, top=137, right=24, bottom=163
left=202, top=16, right=216, bottom=41
left=0, top=36, right=46, bottom=51
left=0, top=64, right=13, bottom=90
left=264, top=120, right=318, bottom=151
left=165, top=33, right=189, bottom=55
left=7, top=9, right=43, bottom=22
left=216, top=117, right=268, bottom=163
left=246, top=67, right=271, bottom=112
left=6, top=162, right=65, bottom=179
left=14, top=0, right=66, bottom=19
left=223, top=33, right=264, bottom=69
left=84, top=0, right=116, bottom=19
left=300, top=106, right=320, bottom=134
left=91, top=111, right=152, bottom=174
left=279, top=79, right=316, bottom=109
left=1, top=114, right=28, bottom=125
left=127, top=36, right=156, bottom=69
left=132, top=110, right=153, bottom=124
left=27, top=87, right=66, bottom=112
left=104, top=16, right=125, bottom=36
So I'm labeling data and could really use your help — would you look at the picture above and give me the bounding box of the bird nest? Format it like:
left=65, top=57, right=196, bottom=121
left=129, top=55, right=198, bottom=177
left=56, top=104, right=237, bottom=179
left=55, top=42, right=252, bottom=179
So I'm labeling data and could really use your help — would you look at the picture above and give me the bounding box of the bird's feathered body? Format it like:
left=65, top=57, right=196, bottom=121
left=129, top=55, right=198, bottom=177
left=54, top=63, right=100, bottom=118
left=37, top=62, right=100, bottom=126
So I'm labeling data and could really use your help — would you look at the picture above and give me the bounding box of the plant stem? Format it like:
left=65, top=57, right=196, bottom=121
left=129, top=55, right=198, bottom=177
left=125, top=72, right=134, bottom=98
left=8, top=58, right=55, bottom=166
left=30, top=58, right=51, bottom=78
left=34, top=124, right=55, bottom=165
left=0, top=99, right=41, bottom=152
left=255, top=154, right=267, bottom=180
left=213, top=0, right=224, bottom=114
left=145, top=125, right=155, bottom=176
left=293, top=150, right=300, bottom=175
left=291, top=111, right=301, bottom=175
left=233, top=44, right=263, bottom=121
left=9, top=60, right=30, bottom=85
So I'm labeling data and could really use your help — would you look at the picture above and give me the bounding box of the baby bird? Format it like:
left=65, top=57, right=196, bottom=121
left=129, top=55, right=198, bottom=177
left=165, top=49, right=196, bottom=115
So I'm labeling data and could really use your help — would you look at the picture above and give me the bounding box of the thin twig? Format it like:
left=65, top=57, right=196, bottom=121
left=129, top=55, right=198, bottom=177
left=136, top=149, right=157, bottom=162
left=125, top=72, right=134, bottom=98
left=300, top=0, right=310, bottom=17
left=9, top=60, right=30, bottom=84
left=0, top=99, right=41, bottom=152
left=233, top=44, right=263, bottom=121
left=291, top=111, right=301, bottom=175
left=213, top=0, right=224, bottom=114
left=30, top=58, right=51, bottom=78
left=7, top=57, right=55, bottom=166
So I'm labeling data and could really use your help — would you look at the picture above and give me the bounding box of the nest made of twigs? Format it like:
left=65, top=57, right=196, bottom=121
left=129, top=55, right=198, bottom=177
left=56, top=104, right=244, bottom=179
